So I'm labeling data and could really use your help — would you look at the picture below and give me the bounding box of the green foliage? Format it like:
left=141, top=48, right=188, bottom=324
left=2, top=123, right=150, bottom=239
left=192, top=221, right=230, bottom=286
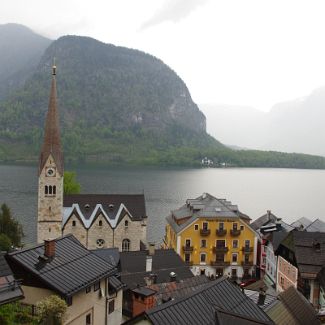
left=64, top=171, right=81, bottom=194
left=0, top=234, right=12, bottom=251
left=0, top=204, right=24, bottom=249
left=0, top=302, right=38, bottom=325
left=37, top=295, right=67, bottom=325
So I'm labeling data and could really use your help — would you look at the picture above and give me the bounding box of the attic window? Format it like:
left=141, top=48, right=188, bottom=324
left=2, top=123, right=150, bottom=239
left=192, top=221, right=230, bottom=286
left=99, top=220, right=102, bottom=227
left=72, top=220, right=76, bottom=227
left=85, top=204, right=90, bottom=210
left=109, top=204, right=114, bottom=210
left=125, top=220, right=129, bottom=228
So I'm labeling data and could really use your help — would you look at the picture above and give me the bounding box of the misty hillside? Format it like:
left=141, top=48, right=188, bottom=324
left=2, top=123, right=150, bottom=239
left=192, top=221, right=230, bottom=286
left=0, top=23, right=52, bottom=99
left=0, top=34, right=222, bottom=165
left=201, top=90, right=325, bottom=157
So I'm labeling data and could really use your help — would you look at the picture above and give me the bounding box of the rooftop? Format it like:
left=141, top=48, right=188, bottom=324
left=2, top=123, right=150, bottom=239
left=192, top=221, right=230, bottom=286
left=7, top=235, right=117, bottom=297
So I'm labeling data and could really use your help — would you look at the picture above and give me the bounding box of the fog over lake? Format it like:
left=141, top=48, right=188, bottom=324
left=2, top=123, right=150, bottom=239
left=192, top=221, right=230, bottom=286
left=1, top=164, right=325, bottom=245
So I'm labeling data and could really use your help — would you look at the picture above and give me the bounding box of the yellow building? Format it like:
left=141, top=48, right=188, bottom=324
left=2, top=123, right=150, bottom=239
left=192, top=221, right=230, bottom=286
left=164, top=193, right=258, bottom=279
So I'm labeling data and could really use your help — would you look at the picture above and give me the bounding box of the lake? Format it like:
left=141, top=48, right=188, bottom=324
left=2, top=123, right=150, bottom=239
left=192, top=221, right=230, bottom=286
left=1, top=164, right=325, bottom=245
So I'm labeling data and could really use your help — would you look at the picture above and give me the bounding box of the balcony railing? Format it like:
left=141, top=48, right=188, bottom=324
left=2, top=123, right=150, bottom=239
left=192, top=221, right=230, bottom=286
left=242, top=246, right=253, bottom=253
left=242, top=261, right=254, bottom=267
left=216, top=229, right=227, bottom=236
left=213, top=246, right=229, bottom=253
left=200, top=229, right=211, bottom=236
left=211, top=261, right=230, bottom=267
left=183, top=245, right=194, bottom=253
left=230, top=229, right=241, bottom=236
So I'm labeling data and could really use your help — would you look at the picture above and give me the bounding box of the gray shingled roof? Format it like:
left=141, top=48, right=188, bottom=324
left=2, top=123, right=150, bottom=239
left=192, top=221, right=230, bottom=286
left=167, top=193, right=250, bottom=234
left=305, top=219, right=325, bottom=232
left=120, top=249, right=193, bottom=289
left=145, top=277, right=274, bottom=325
left=7, top=235, right=116, bottom=297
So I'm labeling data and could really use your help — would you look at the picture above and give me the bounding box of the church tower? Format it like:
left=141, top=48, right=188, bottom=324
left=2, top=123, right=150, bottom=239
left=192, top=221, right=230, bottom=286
left=37, top=64, right=64, bottom=243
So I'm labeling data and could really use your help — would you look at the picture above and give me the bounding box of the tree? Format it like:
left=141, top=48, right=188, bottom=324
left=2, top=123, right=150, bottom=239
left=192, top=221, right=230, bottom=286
left=0, top=234, right=11, bottom=251
left=0, top=204, right=24, bottom=249
left=64, top=171, right=81, bottom=194
left=37, top=295, right=67, bottom=325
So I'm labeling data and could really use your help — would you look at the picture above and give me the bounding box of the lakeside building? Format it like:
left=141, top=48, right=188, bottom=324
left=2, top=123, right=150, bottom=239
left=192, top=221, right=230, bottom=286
left=6, top=235, right=124, bottom=325
left=164, top=193, right=258, bottom=279
left=37, top=65, right=147, bottom=251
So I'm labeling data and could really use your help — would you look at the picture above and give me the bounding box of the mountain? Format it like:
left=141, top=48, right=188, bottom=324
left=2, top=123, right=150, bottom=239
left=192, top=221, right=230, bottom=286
left=202, top=89, right=325, bottom=157
left=0, top=23, right=52, bottom=100
left=0, top=35, right=222, bottom=165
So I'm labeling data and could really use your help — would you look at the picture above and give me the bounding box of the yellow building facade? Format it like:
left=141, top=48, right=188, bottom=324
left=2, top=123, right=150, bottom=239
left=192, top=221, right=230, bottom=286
left=165, top=193, right=258, bottom=279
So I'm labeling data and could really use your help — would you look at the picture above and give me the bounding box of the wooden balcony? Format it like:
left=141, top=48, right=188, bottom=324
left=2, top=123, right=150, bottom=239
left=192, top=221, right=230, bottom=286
left=213, top=246, right=229, bottom=253
left=241, top=246, right=253, bottom=253
left=211, top=261, right=230, bottom=267
left=216, top=229, right=227, bottom=236
left=230, top=229, right=241, bottom=236
left=200, top=229, right=211, bottom=236
left=242, top=261, right=254, bottom=267
left=183, top=245, right=194, bottom=253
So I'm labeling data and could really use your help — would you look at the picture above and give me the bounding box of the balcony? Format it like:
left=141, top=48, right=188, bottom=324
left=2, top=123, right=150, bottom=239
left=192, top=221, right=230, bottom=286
left=230, top=229, right=241, bottom=236
left=183, top=245, right=194, bottom=253
left=242, top=261, right=254, bottom=267
left=213, top=246, right=229, bottom=253
left=216, top=229, right=227, bottom=236
left=200, top=229, right=211, bottom=236
left=211, top=261, right=230, bottom=267
left=241, top=246, right=253, bottom=253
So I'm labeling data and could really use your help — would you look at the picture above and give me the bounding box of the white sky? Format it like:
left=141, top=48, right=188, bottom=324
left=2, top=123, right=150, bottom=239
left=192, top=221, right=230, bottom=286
left=2, top=0, right=325, bottom=111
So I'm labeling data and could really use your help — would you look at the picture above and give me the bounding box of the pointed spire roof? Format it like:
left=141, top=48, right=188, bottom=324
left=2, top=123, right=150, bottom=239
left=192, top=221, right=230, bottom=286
left=39, top=64, right=63, bottom=175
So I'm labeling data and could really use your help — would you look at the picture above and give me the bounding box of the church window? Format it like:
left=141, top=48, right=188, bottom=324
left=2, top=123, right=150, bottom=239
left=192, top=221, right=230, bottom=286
left=45, top=186, right=48, bottom=195
left=53, top=186, right=56, bottom=195
left=99, top=220, right=102, bottom=227
left=96, top=239, right=105, bottom=247
left=72, top=220, right=76, bottom=227
left=122, top=239, right=131, bottom=252
left=125, top=220, right=128, bottom=228
left=49, top=227, right=51, bottom=232
left=49, top=186, right=52, bottom=195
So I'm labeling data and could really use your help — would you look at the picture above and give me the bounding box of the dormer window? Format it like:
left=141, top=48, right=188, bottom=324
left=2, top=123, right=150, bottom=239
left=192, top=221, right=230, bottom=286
left=85, top=204, right=90, bottom=210
left=109, top=204, right=114, bottom=210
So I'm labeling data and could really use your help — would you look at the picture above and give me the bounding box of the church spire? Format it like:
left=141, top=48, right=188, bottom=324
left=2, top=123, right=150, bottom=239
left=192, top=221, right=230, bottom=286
left=39, top=62, right=63, bottom=176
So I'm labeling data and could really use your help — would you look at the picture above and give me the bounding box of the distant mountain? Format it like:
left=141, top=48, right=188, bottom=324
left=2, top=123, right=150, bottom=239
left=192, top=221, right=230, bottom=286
left=0, top=25, right=325, bottom=169
left=201, top=89, right=325, bottom=157
left=0, top=34, right=222, bottom=165
left=0, top=23, right=52, bottom=99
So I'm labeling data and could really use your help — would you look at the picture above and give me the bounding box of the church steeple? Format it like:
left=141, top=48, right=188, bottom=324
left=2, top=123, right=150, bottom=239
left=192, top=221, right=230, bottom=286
left=39, top=63, right=63, bottom=176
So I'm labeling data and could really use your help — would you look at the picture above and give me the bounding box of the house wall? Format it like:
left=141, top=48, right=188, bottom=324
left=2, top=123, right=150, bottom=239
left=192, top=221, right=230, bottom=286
left=166, top=217, right=256, bottom=279
left=265, top=241, right=277, bottom=285
left=20, top=278, right=122, bottom=325
left=63, top=213, right=88, bottom=247
left=276, top=255, right=298, bottom=292
left=114, top=214, right=146, bottom=251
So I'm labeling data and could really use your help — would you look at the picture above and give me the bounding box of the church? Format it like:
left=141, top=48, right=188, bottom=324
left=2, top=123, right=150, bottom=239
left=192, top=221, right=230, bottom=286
left=37, top=65, right=147, bottom=251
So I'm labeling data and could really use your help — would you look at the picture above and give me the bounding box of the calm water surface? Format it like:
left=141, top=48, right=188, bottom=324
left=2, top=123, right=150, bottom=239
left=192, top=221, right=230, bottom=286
left=1, top=164, right=325, bottom=245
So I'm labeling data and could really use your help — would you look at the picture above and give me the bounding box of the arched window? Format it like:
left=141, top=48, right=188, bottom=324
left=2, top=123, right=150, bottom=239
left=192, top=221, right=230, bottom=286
left=49, top=227, right=51, bottom=232
left=45, top=186, right=48, bottom=195
left=99, top=220, right=102, bottom=227
left=49, top=185, right=52, bottom=195
left=72, top=220, right=76, bottom=227
left=122, top=239, right=130, bottom=252
left=125, top=220, right=129, bottom=228
left=53, top=186, right=56, bottom=195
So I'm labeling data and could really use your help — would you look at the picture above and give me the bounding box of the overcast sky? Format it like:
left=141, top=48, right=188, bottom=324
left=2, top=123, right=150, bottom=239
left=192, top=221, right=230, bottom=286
left=2, top=0, right=325, bottom=111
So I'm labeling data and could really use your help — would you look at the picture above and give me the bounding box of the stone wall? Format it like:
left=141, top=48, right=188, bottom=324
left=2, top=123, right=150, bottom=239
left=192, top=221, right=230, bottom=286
left=38, top=154, right=63, bottom=243
left=63, top=213, right=88, bottom=247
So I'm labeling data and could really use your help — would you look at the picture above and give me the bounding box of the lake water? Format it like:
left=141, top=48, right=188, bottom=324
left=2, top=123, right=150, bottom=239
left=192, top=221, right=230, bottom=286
left=1, top=164, right=325, bottom=245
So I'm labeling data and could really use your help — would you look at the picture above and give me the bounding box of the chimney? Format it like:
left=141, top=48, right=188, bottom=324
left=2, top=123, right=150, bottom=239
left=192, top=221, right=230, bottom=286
left=148, top=243, right=155, bottom=256
left=146, top=256, right=152, bottom=272
left=276, top=218, right=282, bottom=231
left=44, top=239, right=56, bottom=258
left=257, top=288, right=266, bottom=306
left=267, top=210, right=271, bottom=218
left=169, top=272, right=177, bottom=282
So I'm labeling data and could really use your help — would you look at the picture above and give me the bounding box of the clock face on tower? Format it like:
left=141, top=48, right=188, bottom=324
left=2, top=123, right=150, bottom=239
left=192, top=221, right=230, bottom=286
left=46, top=167, right=56, bottom=177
